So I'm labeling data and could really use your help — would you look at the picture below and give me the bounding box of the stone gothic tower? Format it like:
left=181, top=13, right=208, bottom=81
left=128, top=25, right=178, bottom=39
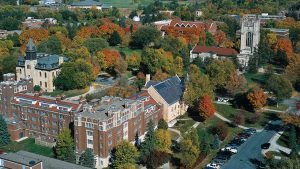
left=238, top=15, right=260, bottom=68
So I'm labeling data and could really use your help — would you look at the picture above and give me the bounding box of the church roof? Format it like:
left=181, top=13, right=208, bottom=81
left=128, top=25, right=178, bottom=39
left=26, top=38, right=36, bottom=51
left=192, top=46, right=238, bottom=56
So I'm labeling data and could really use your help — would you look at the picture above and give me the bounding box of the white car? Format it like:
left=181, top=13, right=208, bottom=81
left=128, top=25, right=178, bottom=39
left=222, top=98, right=229, bottom=102
left=221, top=146, right=238, bottom=154
left=206, top=163, right=221, bottom=169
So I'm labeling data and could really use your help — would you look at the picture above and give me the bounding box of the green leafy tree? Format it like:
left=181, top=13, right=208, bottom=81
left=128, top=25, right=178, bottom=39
left=109, top=31, right=122, bottom=46
left=55, top=128, right=76, bottom=163
left=197, top=129, right=211, bottom=154
left=157, top=119, right=168, bottom=130
left=112, top=141, right=138, bottom=169
left=131, top=26, right=161, bottom=48
left=176, top=138, right=199, bottom=168
left=83, top=38, right=108, bottom=55
left=212, top=134, right=220, bottom=149
left=145, top=150, right=170, bottom=169
left=183, top=64, right=214, bottom=106
left=265, top=74, right=293, bottom=102
left=0, top=115, right=10, bottom=146
left=79, top=148, right=95, bottom=168
left=38, top=36, right=62, bottom=54
left=54, top=60, right=94, bottom=90
left=33, top=85, right=41, bottom=92
left=134, top=132, right=140, bottom=149
left=206, top=59, right=236, bottom=90
left=205, top=31, right=215, bottom=46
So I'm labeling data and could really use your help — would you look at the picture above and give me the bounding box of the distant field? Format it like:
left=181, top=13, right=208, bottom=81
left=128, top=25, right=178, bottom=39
left=102, top=0, right=189, bottom=9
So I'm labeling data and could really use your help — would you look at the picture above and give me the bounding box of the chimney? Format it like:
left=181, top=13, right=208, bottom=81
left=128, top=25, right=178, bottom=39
left=146, top=74, right=151, bottom=84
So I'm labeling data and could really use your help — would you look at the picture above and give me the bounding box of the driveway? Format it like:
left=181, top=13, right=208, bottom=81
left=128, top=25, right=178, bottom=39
left=221, top=129, right=277, bottom=169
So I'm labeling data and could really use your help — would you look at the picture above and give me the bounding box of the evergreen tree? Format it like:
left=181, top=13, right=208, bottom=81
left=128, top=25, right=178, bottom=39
left=157, top=119, right=168, bottom=130
left=205, top=31, right=215, bottom=46
left=109, top=31, right=122, bottom=46
left=55, top=128, right=76, bottom=163
left=79, top=148, right=95, bottom=168
left=134, top=132, right=140, bottom=149
left=289, top=125, right=298, bottom=158
left=140, top=120, right=155, bottom=163
left=198, top=129, right=211, bottom=153
left=0, top=115, right=10, bottom=146
left=212, top=134, right=220, bottom=149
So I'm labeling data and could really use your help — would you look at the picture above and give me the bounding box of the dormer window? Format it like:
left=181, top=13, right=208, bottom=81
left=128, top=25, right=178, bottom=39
left=27, top=65, right=31, bottom=69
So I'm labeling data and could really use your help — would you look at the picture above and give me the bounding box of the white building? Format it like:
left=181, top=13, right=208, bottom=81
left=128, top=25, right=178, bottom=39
left=16, top=38, right=66, bottom=92
left=237, top=15, right=261, bottom=68
left=190, top=46, right=238, bottom=62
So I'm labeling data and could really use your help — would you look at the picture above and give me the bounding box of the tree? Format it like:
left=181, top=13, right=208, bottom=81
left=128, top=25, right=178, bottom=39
left=134, top=132, right=140, bottom=149
left=206, top=59, right=236, bottom=90
left=212, top=134, right=220, bottom=149
left=225, top=71, right=247, bottom=96
left=38, top=36, right=62, bottom=54
left=289, top=125, right=298, bottom=158
left=280, top=113, right=300, bottom=128
left=198, top=94, right=215, bottom=119
left=83, top=38, right=108, bottom=54
left=205, top=31, right=215, bottom=46
left=54, top=60, right=94, bottom=90
left=265, top=75, right=293, bottom=102
left=176, top=138, right=199, bottom=168
left=145, top=150, right=170, bottom=169
left=157, top=119, right=168, bottom=130
left=152, top=69, right=169, bottom=81
left=247, top=88, right=267, bottom=111
left=154, top=129, right=172, bottom=153
left=140, top=121, right=156, bottom=163
left=19, top=28, right=49, bottom=53
left=79, top=148, right=95, bottom=168
left=111, top=141, right=138, bottom=169
left=109, top=31, right=122, bottom=46
left=197, top=129, right=211, bottom=153
left=0, top=115, right=10, bottom=146
left=131, top=26, right=161, bottom=48
left=211, top=122, right=228, bottom=141
left=183, top=64, right=214, bottom=106
left=96, top=49, right=121, bottom=70
left=233, top=112, right=245, bottom=125
left=33, top=85, right=41, bottom=92
left=55, top=128, right=76, bottom=163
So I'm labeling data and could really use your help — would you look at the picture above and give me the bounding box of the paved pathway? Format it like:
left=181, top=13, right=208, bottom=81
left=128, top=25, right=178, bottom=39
left=263, top=108, right=285, bottom=113
left=169, top=121, right=201, bottom=142
left=264, top=130, right=291, bottom=155
left=67, top=84, right=110, bottom=101
left=215, top=112, right=249, bottom=130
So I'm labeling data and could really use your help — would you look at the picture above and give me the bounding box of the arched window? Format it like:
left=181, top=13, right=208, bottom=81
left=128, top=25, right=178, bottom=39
left=246, top=32, right=253, bottom=47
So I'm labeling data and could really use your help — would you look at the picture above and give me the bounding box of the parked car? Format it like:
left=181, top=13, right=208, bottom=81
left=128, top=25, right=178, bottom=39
left=206, top=163, right=221, bottom=169
left=244, top=128, right=257, bottom=134
left=221, top=146, right=238, bottom=154
left=261, top=143, right=271, bottom=149
left=212, top=159, right=226, bottom=166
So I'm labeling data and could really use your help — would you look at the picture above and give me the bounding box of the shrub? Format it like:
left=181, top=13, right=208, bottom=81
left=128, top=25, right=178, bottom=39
left=210, top=121, right=229, bottom=141
left=233, top=112, right=245, bottom=125
left=249, top=113, right=261, bottom=124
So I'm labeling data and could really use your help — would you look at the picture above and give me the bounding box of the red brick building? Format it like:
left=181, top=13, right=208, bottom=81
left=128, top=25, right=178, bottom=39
left=74, top=91, right=162, bottom=168
left=8, top=93, right=83, bottom=145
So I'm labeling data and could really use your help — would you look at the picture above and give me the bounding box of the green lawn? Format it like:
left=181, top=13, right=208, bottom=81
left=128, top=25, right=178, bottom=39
left=0, top=138, right=54, bottom=157
left=172, top=119, right=195, bottom=134
left=244, top=72, right=267, bottom=87
left=214, top=103, right=279, bottom=129
left=266, top=104, right=289, bottom=111
left=277, top=130, right=290, bottom=148
left=109, top=46, right=142, bottom=57
left=45, top=86, right=90, bottom=97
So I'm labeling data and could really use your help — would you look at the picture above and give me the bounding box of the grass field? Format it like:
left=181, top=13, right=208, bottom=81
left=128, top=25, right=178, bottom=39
left=45, top=86, right=90, bottom=97
left=0, top=138, right=54, bottom=157
left=102, top=0, right=189, bottom=9
left=214, top=103, right=279, bottom=129
left=244, top=72, right=267, bottom=87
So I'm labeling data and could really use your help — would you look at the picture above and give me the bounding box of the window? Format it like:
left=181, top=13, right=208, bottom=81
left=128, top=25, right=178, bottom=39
left=108, top=140, right=112, bottom=145
left=45, top=72, right=47, bottom=78
left=32, top=117, right=37, bottom=122
left=27, top=65, right=31, bottom=69
left=246, top=32, right=253, bottom=48
left=45, top=82, right=47, bottom=88
left=87, top=139, right=93, bottom=144
left=0, top=159, right=3, bottom=166
left=40, top=81, right=42, bottom=86
left=108, top=131, right=112, bottom=137
left=86, top=122, right=94, bottom=129
left=40, top=72, right=42, bottom=77
left=87, top=131, right=93, bottom=136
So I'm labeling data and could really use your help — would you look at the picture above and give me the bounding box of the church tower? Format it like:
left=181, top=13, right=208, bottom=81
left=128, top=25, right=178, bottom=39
left=25, top=38, right=37, bottom=60
left=238, top=15, right=260, bottom=68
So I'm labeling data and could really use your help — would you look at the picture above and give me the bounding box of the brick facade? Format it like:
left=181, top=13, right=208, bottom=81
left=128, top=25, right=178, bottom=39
left=74, top=91, right=162, bottom=168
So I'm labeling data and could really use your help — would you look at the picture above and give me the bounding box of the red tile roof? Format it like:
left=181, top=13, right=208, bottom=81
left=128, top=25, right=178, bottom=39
left=192, top=46, right=238, bottom=56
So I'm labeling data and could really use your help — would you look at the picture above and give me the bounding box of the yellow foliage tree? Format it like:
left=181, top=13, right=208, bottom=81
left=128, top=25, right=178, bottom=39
left=154, top=129, right=172, bottom=153
left=247, top=88, right=267, bottom=111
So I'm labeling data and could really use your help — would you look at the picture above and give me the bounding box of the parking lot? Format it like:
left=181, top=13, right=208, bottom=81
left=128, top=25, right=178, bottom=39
left=205, top=128, right=277, bottom=169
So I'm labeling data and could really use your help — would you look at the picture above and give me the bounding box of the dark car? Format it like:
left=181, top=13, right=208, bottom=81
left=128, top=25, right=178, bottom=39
left=244, top=128, right=257, bottom=134
left=212, top=159, right=226, bottom=165
left=261, top=143, right=271, bottom=149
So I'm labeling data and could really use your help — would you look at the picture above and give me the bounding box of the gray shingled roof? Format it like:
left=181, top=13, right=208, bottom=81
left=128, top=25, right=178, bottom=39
left=70, top=0, right=102, bottom=6
left=14, top=151, right=91, bottom=169
left=0, top=152, right=41, bottom=167
left=147, top=76, right=183, bottom=105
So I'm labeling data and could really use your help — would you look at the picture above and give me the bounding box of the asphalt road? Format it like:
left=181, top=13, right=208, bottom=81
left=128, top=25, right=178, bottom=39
left=221, top=129, right=277, bottom=169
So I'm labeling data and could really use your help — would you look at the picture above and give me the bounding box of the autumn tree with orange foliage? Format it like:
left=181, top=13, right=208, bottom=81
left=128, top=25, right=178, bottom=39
left=198, top=94, right=215, bottom=119
left=247, top=88, right=267, bottom=112
left=98, top=21, right=125, bottom=40
left=166, top=26, right=205, bottom=45
left=214, top=30, right=226, bottom=46
left=19, top=28, right=49, bottom=53
left=76, top=26, right=100, bottom=39
left=280, top=113, right=300, bottom=128
left=275, top=38, right=293, bottom=59
left=96, top=49, right=121, bottom=70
